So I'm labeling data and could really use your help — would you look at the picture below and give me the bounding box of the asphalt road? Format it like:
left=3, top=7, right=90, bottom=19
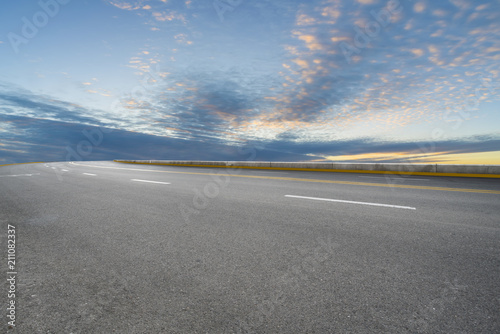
left=1, top=161, right=499, bottom=333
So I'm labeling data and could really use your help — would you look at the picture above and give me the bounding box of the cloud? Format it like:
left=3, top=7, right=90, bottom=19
left=3, top=111, right=499, bottom=165
left=98, top=0, right=499, bottom=141
left=146, top=69, right=266, bottom=140
left=152, top=11, right=186, bottom=23
left=293, top=32, right=323, bottom=51
left=174, top=33, right=193, bottom=45
left=0, top=114, right=313, bottom=164
left=259, top=134, right=500, bottom=163
left=414, top=2, right=426, bottom=13
left=106, top=1, right=144, bottom=11
left=0, top=84, right=109, bottom=127
left=3, top=0, right=500, bottom=166
left=105, top=0, right=188, bottom=27
left=105, top=0, right=499, bottom=143
left=296, top=13, right=317, bottom=26
left=410, top=48, right=424, bottom=57
left=260, top=0, right=500, bottom=134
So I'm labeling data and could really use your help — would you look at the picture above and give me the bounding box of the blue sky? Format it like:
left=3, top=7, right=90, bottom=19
left=1, top=0, right=499, bottom=164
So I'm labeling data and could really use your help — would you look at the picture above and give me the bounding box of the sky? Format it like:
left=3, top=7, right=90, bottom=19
left=1, top=0, right=499, bottom=165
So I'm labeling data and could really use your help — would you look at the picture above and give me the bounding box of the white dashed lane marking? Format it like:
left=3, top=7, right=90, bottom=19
left=285, top=195, right=416, bottom=210
left=131, top=179, right=171, bottom=185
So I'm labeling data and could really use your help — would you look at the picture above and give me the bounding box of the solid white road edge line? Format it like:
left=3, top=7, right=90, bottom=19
left=256, top=171, right=289, bottom=174
left=358, top=175, right=430, bottom=181
left=285, top=195, right=416, bottom=210
left=83, top=173, right=97, bottom=176
left=131, top=179, right=171, bottom=185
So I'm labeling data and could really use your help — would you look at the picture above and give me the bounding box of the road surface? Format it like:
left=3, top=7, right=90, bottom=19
left=1, top=161, right=499, bottom=333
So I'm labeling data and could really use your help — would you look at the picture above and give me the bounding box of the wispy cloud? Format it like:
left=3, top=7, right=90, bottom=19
left=0, top=84, right=107, bottom=126
left=106, top=0, right=148, bottom=11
